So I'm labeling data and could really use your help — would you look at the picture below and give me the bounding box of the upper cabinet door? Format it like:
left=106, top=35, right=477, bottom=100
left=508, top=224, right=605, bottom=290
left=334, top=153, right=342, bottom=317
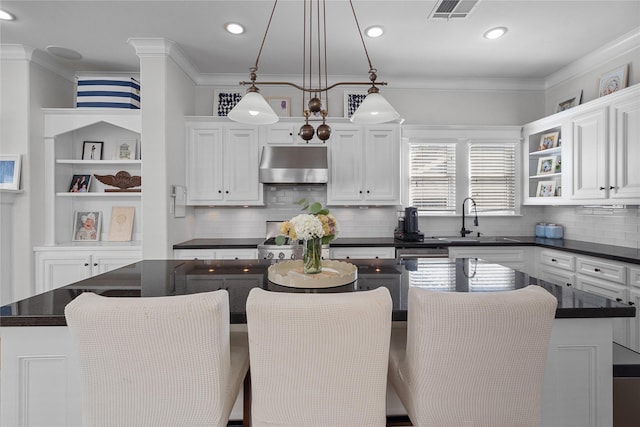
left=610, top=93, right=640, bottom=200
left=327, top=127, right=364, bottom=203
left=223, top=126, right=262, bottom=202
left=363, top=126, right=400, bottom=202
left=186, top=125, right=224, bottom=204
left=571, top=106, right=609, bottom=200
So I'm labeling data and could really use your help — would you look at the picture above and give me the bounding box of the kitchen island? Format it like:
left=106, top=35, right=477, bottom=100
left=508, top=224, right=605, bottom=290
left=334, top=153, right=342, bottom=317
left=1, top=258, right=634, bottom=427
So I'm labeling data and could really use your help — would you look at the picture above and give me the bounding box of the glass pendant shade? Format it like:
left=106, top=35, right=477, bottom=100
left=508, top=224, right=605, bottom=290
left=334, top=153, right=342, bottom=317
left=350, top=92, right=400, bottom=124
left=227, top=91, right=279, bottom=125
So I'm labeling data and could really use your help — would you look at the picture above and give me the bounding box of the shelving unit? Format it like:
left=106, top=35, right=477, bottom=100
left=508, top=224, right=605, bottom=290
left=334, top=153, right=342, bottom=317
left=524, top=125, right=563, bottom=202
left=35, top=108, right=143, bottom=292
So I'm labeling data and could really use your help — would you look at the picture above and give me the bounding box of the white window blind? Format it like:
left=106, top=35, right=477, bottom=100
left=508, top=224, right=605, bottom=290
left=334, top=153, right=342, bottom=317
left=466, top=260, right=517, bottom=291
left=409, top=143, right=456, bottom=213
left=469, top=143, right=516, bottom=215
left=408, top=259, right=456, bottom=291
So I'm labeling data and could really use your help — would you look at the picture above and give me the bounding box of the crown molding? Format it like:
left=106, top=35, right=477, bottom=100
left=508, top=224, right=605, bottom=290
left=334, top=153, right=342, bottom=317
left=545, top=26, right=640, bottom=90
left=1, top=44, right=76, bottom=82
left=127, top=37, right=198, bottom=84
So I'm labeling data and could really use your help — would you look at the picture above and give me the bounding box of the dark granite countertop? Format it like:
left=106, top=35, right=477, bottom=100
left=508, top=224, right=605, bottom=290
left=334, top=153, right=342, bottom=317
left=173, top=236, right=640, bottom=265
left=1, top=258, right=634, bottom=327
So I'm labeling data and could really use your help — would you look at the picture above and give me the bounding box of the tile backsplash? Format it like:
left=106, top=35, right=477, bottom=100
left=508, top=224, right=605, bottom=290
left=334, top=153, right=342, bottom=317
left=542, top=205, right=640, bottom=249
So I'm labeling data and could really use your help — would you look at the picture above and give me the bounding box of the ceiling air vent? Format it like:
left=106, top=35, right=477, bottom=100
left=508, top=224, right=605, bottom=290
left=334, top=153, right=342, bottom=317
left=430, top=0, right=479, bottom=19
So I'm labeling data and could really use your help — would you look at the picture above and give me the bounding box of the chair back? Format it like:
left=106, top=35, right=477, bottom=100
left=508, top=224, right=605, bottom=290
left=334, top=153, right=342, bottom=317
left=246, top=287, right=392, bottom=427
left=65, top=290, right=237, bottom=427
left=393, top=285, right=557, bottom=427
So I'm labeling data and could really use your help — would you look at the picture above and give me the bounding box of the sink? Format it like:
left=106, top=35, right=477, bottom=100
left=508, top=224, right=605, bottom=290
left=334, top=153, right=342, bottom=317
left=435, top=237, right=479, bottom=242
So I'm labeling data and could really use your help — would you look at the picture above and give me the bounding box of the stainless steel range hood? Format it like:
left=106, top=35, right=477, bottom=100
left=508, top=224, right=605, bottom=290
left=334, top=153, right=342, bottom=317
left=259, top=146, right=328, bottom=184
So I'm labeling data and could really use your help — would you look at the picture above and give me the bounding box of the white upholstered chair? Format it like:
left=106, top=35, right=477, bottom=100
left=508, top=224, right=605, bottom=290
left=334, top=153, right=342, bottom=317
left=65, top=290, right=249, bottom=427
left=388, top=285, right=557, bottom=427
left=246, top=287, right=392, bottom=427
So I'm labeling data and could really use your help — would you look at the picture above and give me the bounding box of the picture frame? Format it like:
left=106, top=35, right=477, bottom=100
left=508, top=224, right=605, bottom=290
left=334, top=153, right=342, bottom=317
left=536, top=156, right=557, bottom=175
left=118, top=139, right=137, bottom=160
left=343, top=90, right=368, bottom=118
left=555, top=90, right=582, bottom=112
left=214, top=88, right=244, bottom=117
left=82, top=141, right=103, bottom=160
left=72, top=211, right=101, bottom=241
left=538, top=131, right=560, bottom=151
left=108, top=206, right=135, bottom=241
left=536, top=180, right=556, bottom=198
left=0, top=154, right=21, bottom=190
left=597, top=64, right=628, bottom=97
left=266, top=97, right=291, bottom=117
left=68, top=174, right=92, bottom=193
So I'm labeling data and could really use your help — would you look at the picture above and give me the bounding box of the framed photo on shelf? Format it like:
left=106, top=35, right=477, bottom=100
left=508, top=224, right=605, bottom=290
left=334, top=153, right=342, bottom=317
left=0, top=154, right=21, bottom=190
left=597, top=64, right=628, bottom=97
left=72, top=211, right=101, bottom=241
left=536, top=180, right=556, bottom=198
left=343, top=90, right=368, bottom=118
left=266, top=97, right=291, bottom=117
left=69, top=174, right=92, bottom=193
left=538, top=131, right=559, bottom=151
left=214, top=88, right=244, bottom=117
left=536, top=156, right=557, bottom=175
left=118, top=140, right=137, bottom=160
left=82, top=141, right=103, bottom=160
left=108, top=206, right=135, bottom=241
left=555, top=90, right=582, bottom=112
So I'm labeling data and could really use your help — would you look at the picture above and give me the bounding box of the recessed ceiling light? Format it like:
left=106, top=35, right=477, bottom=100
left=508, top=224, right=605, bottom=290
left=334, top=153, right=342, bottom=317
left=225, top=22, right=245, bottom=35
left=484, top=27, right=508, bottom=40
left=365, top=26, right=384, bottom=38
left=0, top=9, right=15, bottom=21
left=46, top=46, right=83, bottom=60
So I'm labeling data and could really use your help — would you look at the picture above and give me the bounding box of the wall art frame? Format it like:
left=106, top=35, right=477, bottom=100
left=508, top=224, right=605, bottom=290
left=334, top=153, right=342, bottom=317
left=343, top=90, right=368, bottom=118
left=555, top=90, right=583, bottom=112
left=0, top=154, right=22, bottom=190
left=266, top=96, right=291, bottom=117
left=214, top=88, right=244, bottom=117
left=82, top=141, right=103, bottom=160
left=597, top=64, right=628, bottom=97
left=72, top=211, right=102, bottom=241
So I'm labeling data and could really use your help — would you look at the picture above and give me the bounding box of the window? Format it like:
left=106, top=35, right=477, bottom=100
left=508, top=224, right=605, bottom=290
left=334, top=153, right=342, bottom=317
left=408, top=138, right=518, bottom=216
left=469, top=143, right=516, bottom=215
left=409, top=142, right=456, bottom=213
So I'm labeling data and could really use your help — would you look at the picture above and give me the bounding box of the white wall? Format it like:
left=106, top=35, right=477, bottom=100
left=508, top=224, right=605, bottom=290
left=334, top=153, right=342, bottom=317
left=0, top=47, right=73, bottom=303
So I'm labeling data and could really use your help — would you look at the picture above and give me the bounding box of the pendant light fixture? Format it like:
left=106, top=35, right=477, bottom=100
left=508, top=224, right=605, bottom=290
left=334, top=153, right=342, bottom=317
left=227, top=0, right=399, bottom=141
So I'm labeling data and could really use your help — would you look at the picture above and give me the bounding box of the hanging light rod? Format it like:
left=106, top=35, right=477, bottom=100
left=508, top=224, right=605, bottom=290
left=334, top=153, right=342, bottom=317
left=228, top=0, right=399, bottom=141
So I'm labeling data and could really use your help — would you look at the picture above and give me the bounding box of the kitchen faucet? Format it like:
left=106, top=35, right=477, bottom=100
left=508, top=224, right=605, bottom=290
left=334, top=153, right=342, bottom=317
left=460, top=197, right=479, bottom=237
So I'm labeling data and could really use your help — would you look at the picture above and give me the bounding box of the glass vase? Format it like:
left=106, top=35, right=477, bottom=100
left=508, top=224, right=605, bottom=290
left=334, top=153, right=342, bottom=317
left=303, top=237, right=323, bottom=274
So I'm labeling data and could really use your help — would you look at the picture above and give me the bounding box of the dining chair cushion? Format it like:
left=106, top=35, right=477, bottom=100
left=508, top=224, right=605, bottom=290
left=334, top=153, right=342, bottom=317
left=388, top=285, right=557, bottom=427
left=65, top=290, right=249, bottom=427
left=246, top=286, right=392, bottom=427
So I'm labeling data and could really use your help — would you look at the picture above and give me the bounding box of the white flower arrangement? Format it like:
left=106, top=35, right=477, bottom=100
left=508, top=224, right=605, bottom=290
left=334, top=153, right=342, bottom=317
left=277, top=200, right=338, bottom=245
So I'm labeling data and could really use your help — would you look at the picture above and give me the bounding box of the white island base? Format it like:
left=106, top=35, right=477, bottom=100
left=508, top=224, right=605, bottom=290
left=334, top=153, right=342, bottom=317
left=1, top=318, right=613, bottom=427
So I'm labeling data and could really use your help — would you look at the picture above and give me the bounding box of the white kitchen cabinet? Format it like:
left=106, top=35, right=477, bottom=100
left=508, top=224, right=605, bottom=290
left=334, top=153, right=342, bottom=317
left=173, top=248, right=258, bottom=260
left=570, top=105, right=610, bottom=200
left=539, top=249, right=576, bottom=272
left=522, top=85, right=640, bottom=205
left=329, top=246, right=395, bottom=260
left=185, top=119, right=263, bottom=206
left=261, top=120, right=325, bottom=145
left=448, top=246, right=534, bottom=276
left=34, top=247, right=141, bottom=294
left=327, top=123, right=400, bottom=205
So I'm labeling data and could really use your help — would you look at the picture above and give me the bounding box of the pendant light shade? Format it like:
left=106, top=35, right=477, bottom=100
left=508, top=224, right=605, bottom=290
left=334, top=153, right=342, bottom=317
left=350, top=92, right=400, bottom=124
left=227, top=91, right=279, bottom=125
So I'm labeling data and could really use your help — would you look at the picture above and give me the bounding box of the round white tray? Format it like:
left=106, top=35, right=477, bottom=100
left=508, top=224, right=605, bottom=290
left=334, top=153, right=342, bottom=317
left=268, top=259, right=358, bottom=288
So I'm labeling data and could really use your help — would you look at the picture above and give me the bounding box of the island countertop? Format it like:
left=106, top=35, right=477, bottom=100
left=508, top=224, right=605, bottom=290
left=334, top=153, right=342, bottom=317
left=1, top=258, right=634, bottom=327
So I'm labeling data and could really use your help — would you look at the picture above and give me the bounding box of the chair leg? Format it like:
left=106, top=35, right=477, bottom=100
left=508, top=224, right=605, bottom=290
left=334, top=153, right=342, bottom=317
left=243, top=370, right=251, bottom=427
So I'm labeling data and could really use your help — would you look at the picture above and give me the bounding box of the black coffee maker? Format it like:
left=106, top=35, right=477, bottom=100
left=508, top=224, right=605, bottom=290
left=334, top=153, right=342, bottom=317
left=394, top=207, right=424, bottom=242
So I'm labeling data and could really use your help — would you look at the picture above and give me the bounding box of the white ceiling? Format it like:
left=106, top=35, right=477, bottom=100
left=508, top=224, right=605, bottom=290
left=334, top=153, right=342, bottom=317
left=1, top=0, right=639, bottom=84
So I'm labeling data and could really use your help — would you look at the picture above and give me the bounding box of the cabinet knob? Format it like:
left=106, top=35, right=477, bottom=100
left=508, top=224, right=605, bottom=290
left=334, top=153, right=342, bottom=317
left=93, top=263, right=98, bottom=267
left=599, top=187, right=605, bottom=190
left=594, top=268, right=601, bottom=272
left=366, top=190, right=370, bottom=194
left=218, top=190, right=222, bottom=193
left=566, top=283, right=572, bottom=287
left=359, top=190, right=363, bottom=194
left=551, top=258, right=557, bottom=262
left=609, top=186, right=615, bottom=190
left=616, top=298, right=623, bottom=302
left=629, top=301, right=635, bottom=306
left=225, top=190, right=229, bottom=194
left=84, top=263, right=89, bottom=267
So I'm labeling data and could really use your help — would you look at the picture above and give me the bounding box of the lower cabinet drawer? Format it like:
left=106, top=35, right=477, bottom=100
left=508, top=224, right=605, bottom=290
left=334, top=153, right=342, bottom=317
left=539, top=250, right=575, bottom=271
left=576, top=275, right=627, bottom=302
left=330, top=247, right=395, bottom=259
left=576, top=256, right=626, bottom=284
left=540, top=267, right=575, bottom=288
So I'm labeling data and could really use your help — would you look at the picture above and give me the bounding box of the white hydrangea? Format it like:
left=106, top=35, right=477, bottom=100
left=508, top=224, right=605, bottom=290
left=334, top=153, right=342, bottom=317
left=289, top=214, right=325, bottom=240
